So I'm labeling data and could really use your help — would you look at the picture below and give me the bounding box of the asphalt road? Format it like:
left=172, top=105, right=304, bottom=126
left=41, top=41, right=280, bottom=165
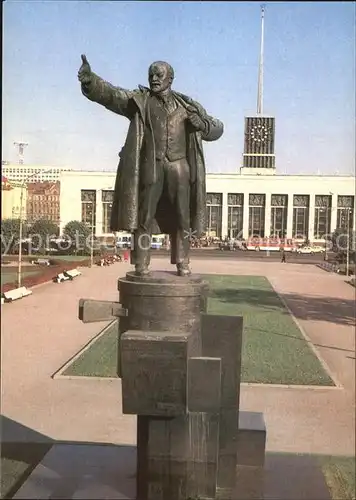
left=151, top=248, right=331, bottom=264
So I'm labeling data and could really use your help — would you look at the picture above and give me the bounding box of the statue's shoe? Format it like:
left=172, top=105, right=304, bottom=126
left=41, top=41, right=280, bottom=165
left=135, top=266, right=150, bottom=276
left=177, top=264, right=191, bottom=277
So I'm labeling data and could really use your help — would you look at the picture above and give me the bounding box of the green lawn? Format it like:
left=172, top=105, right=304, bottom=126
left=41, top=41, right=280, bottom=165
left=321, top=455, right=356, bottom=500
left=64, top=275, right=333, bottom=386
left=206, top=274, right=333, bottom=385
left=64, top=322, right=119, bottom=377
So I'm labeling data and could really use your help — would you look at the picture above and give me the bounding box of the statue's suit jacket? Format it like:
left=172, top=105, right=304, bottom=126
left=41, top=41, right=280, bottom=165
left=81, top=75, right=224, bottom=236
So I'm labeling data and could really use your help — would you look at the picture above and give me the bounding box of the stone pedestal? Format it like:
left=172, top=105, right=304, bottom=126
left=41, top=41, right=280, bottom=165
left=118, top=271, right=259, bottom=500
left=119, top=272, right=208, bottom=500
left=79, top=270, right=266, bottom=499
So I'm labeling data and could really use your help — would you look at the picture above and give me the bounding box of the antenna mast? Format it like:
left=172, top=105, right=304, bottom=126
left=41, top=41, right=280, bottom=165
left=13, top=141, right=29, bottom=165
left=257, top=5, right=265, bottom=115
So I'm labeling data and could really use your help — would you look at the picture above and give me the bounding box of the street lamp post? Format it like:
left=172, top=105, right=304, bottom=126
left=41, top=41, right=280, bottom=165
left=90, top=207, right=94, bottom=267
left=17, top=187, right=25, bottom=288
left=323, top=209, right=329, bottom=261
left=323, top=192, right=334, bottom=262
left=346, top=208, right=351, bottom=277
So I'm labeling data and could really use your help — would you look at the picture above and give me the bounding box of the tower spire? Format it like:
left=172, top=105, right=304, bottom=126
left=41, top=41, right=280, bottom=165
left=257, top=4, right=265, bottom=115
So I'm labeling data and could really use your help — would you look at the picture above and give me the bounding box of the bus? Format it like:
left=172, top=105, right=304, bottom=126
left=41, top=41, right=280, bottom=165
left=246, top=237, right=297, bottom=252
left=151, top=234, right=165, bottom=250
left=116, top=233, right=132, bottom=249
left=115, top=232, right=166, bottom=250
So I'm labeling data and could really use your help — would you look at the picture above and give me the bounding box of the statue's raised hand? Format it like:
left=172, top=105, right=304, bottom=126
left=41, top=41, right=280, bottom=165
left=78, top=54, right=92, bottom=84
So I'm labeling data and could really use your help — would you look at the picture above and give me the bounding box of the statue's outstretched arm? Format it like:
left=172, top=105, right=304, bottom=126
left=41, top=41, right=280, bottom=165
left=78, top=54, right=134, bottom=118
left=81, top=74, right=135, bottom=118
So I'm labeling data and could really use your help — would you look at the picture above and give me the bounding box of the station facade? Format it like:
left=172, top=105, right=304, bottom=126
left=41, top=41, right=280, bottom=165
left=59, top=169, right=355, bottom=243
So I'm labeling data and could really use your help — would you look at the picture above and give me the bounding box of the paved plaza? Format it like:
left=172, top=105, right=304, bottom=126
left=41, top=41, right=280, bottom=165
left=1, top=257, right=355, bottom=497
left=2, top=257, right=355, bottom=452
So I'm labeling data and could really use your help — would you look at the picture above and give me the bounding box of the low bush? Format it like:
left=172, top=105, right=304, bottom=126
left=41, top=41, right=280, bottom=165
left=48, top=258, right=91, bottom=267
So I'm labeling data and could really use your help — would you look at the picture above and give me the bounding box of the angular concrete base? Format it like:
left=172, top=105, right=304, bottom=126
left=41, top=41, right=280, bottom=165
left=235, top=465, right=264, bottom=499
left=13, top=444, right=332, bottom=500
left=13, top=444, right=136, bottom=500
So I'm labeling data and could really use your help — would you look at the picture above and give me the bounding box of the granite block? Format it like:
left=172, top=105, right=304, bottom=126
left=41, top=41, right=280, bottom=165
left=201, top=313, right=243, bottom=410
left=137, top=413, right=221, bottom=499
left=217, top=453, right=238, bottom=493
left=235, top=464, right=264, bottom=500
left=218, top=409, right=239, bottom=456
left=121, top=330, right=195, bottom=416
left=188, top=357, right=221, bottom=413
left=237, top=411, right=266, bottom=467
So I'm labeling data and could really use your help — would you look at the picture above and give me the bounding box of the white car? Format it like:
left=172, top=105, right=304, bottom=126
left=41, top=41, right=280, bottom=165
left=296, top=246, right=315, bottom=254
left=311, top=245, right=324, bottom=253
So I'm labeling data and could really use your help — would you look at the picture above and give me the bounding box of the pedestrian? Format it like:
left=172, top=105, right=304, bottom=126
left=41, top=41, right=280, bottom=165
left=280, top=247, right=286, bottom=263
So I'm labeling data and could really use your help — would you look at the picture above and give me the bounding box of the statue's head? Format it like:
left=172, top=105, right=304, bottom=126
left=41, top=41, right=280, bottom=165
left=148, top=61, right=174, bottom=94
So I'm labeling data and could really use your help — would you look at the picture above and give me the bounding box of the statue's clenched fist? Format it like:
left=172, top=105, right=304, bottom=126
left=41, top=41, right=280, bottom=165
left=187, top=110, right=206, bottom=133
left=78, top=54, right=92, bottom=85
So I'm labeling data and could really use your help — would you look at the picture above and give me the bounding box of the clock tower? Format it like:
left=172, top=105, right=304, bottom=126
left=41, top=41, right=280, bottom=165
left=241, top=5, right=276, bottom=175
left=242, top=116, right=276, bottom=171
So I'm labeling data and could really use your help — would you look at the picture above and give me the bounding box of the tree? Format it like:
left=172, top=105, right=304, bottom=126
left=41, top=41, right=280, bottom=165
left=63, top=220, right=92, bottom=255
left=28, top=219, right=60, bottom=254
left=332, top=227, right=356, bottom=263
left=1, top=218, right=29, bottom=255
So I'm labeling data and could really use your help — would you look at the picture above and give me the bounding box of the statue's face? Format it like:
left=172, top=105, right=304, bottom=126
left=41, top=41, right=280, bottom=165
left=148, top=63, right=172, bottom=93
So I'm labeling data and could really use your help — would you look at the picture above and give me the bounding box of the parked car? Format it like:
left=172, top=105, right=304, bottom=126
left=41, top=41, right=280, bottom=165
left=296, top=246, right=315, bottom=254
left=311, top=245, right=324, bottom=253
left=295, top=245, right=325, bottom=255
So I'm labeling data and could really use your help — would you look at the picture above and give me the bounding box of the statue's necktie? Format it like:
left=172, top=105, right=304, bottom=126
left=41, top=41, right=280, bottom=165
left=161, top=96, right=176, bottom=115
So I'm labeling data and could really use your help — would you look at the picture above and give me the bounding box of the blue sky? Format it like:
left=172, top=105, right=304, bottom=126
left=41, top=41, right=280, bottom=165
left=3, top=1, right=355, bottom=175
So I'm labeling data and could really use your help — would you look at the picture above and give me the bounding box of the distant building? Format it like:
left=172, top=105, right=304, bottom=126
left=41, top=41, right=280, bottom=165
left=27, top=181, right=60, bottom=224
left=1, top=176, right=27, bottom=220
left=59, top=170, right=355, bottom=242
left=2, top=164, right=71, bottom=183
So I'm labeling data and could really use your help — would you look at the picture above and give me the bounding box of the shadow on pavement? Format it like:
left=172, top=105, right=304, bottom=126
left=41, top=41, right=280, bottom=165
left=211, top=287, right=356, bottom=326
left=1, top=416, right=336, bottom=500
left=242, top=326, right=355, bottom=354
left=264, top=453, right=332, bottom=500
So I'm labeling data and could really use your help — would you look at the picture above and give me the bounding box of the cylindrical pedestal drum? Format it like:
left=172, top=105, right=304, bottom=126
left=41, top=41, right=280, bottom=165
left=118, top=270, right=208, bottom=337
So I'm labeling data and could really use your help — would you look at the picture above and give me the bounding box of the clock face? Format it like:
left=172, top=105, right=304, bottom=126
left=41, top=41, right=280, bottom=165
left=250, top=124, right=270, bottom=144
